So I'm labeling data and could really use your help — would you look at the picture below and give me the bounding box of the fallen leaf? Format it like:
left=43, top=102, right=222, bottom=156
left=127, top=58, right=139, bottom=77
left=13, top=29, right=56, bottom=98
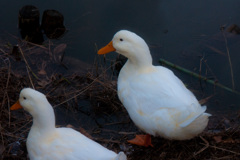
left=37, top=79, right=51, bottom=87
left=213, top=136, right=222, bottom=143
left=222, top=138, right=235, bottom=143
left=38, top=61, right=47, bottom=75
left=79, top=127, right=93, bottom=139
left=38, top=69, right=47, bottom=75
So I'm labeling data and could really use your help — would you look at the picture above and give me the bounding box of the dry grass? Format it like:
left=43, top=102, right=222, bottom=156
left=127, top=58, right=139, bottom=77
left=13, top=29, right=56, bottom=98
left=1, top=39, right=240, bottom=160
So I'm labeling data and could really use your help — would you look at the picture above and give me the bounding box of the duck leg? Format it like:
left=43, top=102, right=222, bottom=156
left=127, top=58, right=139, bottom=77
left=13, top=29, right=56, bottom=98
left=127, top=134, right=153, bottom=147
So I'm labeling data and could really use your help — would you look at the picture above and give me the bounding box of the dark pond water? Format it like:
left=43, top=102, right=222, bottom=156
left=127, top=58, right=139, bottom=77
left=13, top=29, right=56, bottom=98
left=1, top=0, right=240, bottom=118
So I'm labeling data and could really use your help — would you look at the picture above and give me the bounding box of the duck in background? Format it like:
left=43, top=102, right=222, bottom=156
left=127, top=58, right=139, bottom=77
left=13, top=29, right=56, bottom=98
left=11, top=88, right=127, bottom=160
left=98, top=30, right=211, bottom=147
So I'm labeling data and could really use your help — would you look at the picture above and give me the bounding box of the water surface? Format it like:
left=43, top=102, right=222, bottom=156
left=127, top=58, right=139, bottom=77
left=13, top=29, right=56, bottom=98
left=1, top=0, right=240, bottom=116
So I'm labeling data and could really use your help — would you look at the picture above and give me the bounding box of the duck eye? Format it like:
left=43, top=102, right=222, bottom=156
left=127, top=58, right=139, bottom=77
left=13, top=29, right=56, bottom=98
left=23, top=97, right=26, bottom=100
left=120, top=38, right=123, bottom=41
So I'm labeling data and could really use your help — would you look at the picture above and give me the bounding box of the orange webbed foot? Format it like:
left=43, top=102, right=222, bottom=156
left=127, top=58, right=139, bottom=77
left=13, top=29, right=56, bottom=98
left=128, top=134, right=153, bottom=147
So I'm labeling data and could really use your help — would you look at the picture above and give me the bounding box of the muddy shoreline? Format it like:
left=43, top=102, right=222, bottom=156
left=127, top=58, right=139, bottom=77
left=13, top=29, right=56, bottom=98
left=1, top=40, right=240, bottom=160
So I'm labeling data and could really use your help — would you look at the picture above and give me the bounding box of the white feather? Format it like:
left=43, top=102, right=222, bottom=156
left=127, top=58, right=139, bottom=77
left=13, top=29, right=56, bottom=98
left=111, top=30, right=211, bottom=140
left=16, top=88, right=127, bottom=160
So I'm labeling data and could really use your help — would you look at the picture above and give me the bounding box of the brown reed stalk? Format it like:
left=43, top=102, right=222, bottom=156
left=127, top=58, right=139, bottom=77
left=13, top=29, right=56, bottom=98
left=221, top=28, right=235, bottom=90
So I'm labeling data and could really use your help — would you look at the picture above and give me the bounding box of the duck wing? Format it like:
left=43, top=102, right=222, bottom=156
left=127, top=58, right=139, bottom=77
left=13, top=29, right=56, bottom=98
left=29, top=128, right=124, bottom=160
left=118, top=66, right=206, bottom=126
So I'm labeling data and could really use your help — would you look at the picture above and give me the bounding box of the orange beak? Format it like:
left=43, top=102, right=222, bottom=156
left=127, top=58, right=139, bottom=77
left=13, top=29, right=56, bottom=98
left=97, top=41, right=116, bottom=55
left=10, top=100, right=23, bottom=110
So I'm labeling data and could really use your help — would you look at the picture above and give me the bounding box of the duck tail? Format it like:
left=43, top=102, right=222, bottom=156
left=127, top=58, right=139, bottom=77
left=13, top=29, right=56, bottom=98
left=179, top=105, right=211, bottom=128
left=115, top=152, right=127, bottom=160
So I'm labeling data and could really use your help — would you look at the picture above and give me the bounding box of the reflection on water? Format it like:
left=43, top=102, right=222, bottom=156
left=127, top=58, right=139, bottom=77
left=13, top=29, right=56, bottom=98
left=18, top=5, right=66, bottom=43
left=1, top=0, right=240, bottom=115
left=41, top=9, right=66, bottom=39
left=18, top=5, right=44, bottom=44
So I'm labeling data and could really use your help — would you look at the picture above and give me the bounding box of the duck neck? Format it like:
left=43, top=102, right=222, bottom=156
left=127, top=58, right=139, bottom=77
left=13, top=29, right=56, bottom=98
left=127, top=48, right=153, bottom=69
left=31, top=102, right=56, bottom=133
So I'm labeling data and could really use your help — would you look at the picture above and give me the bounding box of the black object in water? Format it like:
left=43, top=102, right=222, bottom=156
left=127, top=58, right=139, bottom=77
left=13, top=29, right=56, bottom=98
left=18, top=5, right=44, bottom=44
left=41, top=10, right=66, bottom=39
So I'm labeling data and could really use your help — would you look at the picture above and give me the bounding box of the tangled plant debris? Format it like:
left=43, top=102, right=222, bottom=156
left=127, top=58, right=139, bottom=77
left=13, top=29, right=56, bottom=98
left=1, top=39, right=240, bottom=160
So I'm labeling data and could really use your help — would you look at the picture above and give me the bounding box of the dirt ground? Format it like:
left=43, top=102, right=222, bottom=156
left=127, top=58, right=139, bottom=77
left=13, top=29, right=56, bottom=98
left=1, top=39, right=240, bottom=160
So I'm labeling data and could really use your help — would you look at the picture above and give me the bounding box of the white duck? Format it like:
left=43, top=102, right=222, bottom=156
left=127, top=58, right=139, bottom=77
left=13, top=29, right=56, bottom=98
left=98, top=30, right=211, bottom=147
left=11, top=88, right=127, bottom=160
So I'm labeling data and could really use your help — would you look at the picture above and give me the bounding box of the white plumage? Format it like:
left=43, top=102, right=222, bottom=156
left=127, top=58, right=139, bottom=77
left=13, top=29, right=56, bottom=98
left=11, top=88, right=127, bottom=160
left=98, top=30, right=211, bottom=142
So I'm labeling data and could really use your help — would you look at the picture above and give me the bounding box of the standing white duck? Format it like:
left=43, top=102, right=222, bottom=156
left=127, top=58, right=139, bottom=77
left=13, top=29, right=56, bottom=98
left=97, top=30, right=211, bottom=147
left=11, top=88, right=127, bottom=160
